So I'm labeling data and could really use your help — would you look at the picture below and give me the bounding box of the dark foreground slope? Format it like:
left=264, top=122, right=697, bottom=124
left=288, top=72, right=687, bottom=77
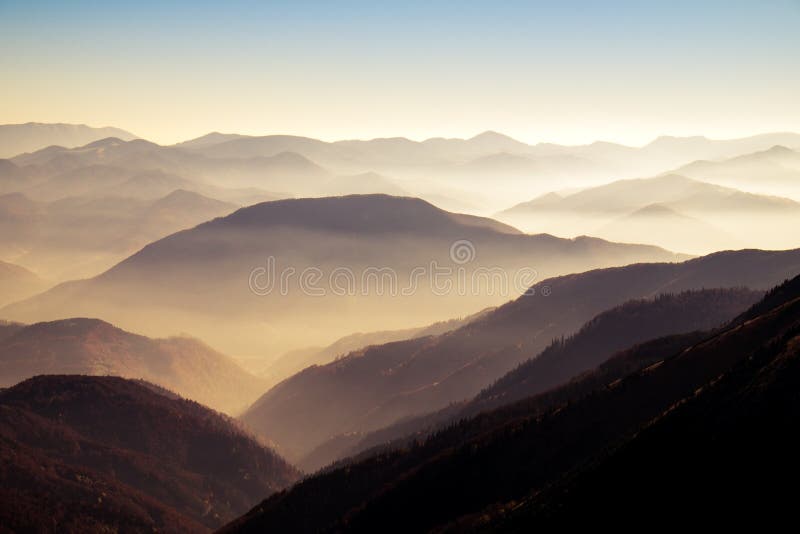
left=222, top=275, right=800, bottom=533
left=473, top=285, right=800, bottom=531
left=241, top=248, right=800, bottom=462
left=305, top=287, right=762, bottom=470
left=0, top=376, right=299, bottom=533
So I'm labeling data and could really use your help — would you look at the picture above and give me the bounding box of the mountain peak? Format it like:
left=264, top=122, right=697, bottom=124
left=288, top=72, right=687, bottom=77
left=765, top=144, right=794, bottom=154
left=152, top=188, right=235, bottom=209
left=167, top=193, right=525, bottom=242
left=0, top=122, right=138, bottom=157
left=469, top=130, right=519, bottom=143
left=536, top=191, right=563, bottom=202
left=648, top=173, right=700, bottom=185
left=504, top=191, right=563, bottom=211
left=0, top=158, right=18, bottom=170
left=159, top=188, right=209, bottom=201
left=630, top=203, right=682, bottom=217
left=652, top=134, right=709, bottom=142
left=126, top=138, right=161, bottom=150
left=7, top=318, right=126, bottom=347
left=82, top=136, right=126, bottom=149
left=645, top=135, right=710, bottom=149
left=176, top=131, right=248, bottom=148
left=218, top=194, right=450, bottom=233
left=267, top=150, right=316, bottom=164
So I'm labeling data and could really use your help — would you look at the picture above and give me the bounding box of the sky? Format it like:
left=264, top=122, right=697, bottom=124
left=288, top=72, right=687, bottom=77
left=1, top=0, right=799, bottom=145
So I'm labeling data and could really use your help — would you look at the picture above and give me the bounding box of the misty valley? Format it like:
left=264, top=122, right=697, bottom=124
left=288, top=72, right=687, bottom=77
left=2, top=121, right=800, bottom=533
left=2, top=2, right=800, bottom=532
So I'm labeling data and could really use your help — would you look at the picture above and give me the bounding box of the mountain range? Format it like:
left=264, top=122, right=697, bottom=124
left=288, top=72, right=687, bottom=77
left=221, top=272, right=800, bottom=533
left=301, top=287, right=762, bottom=471
left=489, top=284, right=800, bottom=530
left=674, top=144, right=800, bottom=197
left=3, top=126, right=799, bottom=268
left=596, top=203, right=739, bottom=253
left=240, top=248, right=800, bottom=463
left=2, top=122, right=800, bottom=532
left=0, top=189, right=238, bottom=280
left=498, top=171, right=800, bottom=253
left=176, top=129, right=800, bottom=211
left=503, top=173, right=800, bottom=216
left=261, top=307, right=493, bottom=385
left=0, top=194, right=681, bottom=357
left=5, top=137, right=329, bottom=194
left=0, top=123, right=137, bottom=158
left=0, top=318, right=265, bottom=414
left=179, top=129, right=800, bottom=174
left=5, top=125, right=800, bottom=216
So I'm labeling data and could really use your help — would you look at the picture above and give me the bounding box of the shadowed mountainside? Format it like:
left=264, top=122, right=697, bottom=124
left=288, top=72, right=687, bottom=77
left=302, top=287, right=762, bottom=470
left=464, top=282, right=800, bottom=531
left=222, top=274, right=800, bottom=533
left=262, top=307, right=494, bottom=384
left=0, top=375, right=299, bottom=532
left=240, top=248, right=800, bottom=463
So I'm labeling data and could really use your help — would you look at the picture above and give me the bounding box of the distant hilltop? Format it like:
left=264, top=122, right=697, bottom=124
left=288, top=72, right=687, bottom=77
left=0, top=122, right=137, bottom=158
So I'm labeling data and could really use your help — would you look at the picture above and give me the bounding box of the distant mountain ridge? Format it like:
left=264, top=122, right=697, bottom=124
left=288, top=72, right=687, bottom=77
left=0, top=188, right=237, bottom=280
left=497, top=173, right=800, bottom=253
left=0, top=260, right=48, bottom=307
left=6, top=124, right=800, bottom=216
left=263, top=307, right=493, bottom=384
left=501, top=174, right=800, bottom=216
left=0, top=123, right=137, bottom=158
left=0, top=318, right=266, bottom=414
left=181, top=129, right=800, bottom=163
left=1, top=194, right=681, bottom=357
left=177, top=129, right=800, bottom=212
left=673, top=144, right=800, bottom=198
left=596, top=202, right=740, bottom=253
left=7, top=137, right=329, bottom=194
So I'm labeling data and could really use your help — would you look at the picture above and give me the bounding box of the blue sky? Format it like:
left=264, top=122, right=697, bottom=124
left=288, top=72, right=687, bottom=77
left=2, top=0, right=799, bottom=144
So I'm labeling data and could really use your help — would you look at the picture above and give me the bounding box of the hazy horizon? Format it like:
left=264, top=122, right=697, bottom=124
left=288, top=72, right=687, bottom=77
left=8, top=121, right=800, bottom=148
left=2, top=0, right=799, bottom=145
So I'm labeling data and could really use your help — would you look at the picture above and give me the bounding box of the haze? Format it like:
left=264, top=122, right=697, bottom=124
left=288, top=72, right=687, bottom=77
left=2, top=2, right=800, bottom=531
left=2, top=0, right=799, bottom=145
